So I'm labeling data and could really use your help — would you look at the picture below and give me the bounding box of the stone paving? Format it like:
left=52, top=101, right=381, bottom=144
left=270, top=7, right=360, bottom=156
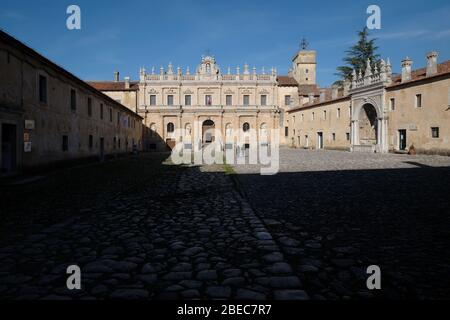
left=233, top=148, right=450, bottom=299
left=1, top=149, right=450, bottom=300
left=0, top=155, right=306, bottom=300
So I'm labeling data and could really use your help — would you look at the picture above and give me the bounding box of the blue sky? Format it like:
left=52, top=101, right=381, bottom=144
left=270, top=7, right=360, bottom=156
left=1, top=0, right=449, bottom=87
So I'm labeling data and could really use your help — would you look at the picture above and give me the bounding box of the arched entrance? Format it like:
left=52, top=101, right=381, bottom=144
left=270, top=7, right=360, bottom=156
left=359, top=104, right=378, bottom=145
left=202, top=120, right=215, bottom=144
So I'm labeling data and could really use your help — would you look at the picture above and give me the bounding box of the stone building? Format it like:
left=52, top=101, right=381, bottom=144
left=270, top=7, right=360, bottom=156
left=0, top=31, right=143, bottom=174
left=90, top=49, right=318, bottom=151
left=287, top=53, right=450, bottom=155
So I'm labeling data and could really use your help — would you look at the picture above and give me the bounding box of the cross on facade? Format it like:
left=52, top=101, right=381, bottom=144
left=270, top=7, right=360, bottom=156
left=300, top=38, right=309, bottom=50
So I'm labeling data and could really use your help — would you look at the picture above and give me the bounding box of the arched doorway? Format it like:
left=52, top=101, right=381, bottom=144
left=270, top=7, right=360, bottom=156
left=359, top=104, right=378, bottom=145
left=202, top=120, right=215, bottom=144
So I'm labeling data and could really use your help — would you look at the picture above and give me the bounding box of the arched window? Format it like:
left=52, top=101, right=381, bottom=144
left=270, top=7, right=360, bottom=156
left=243, top=122, right=250, bottom=132
left=167, top=122, right=175, bottom=133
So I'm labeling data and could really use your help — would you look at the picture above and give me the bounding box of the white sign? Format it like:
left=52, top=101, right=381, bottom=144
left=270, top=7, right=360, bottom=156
left=24, top=142, right=32, bottom=152
left=25, top=120, right=35, bottom=130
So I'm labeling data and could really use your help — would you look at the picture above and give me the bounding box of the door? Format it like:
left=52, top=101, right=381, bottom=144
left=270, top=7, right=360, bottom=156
left=317, top=132, right=323, bottom=149
left=99, top=137, right=105, bottom=161
left=1, top=124, right=17, bottom=173
left=399, top=130, right=407, bottom=150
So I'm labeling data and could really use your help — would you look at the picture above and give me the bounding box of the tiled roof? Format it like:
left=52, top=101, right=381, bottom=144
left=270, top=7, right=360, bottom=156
left=277, top=76, right=298, bottom=86
left=298, top=84, right=321, bottom=95
left=87, top=81, right=139, bottom=91
left=389, top=60, right=450, bottom=87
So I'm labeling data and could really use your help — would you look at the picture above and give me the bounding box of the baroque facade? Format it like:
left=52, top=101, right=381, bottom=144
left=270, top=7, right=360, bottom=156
left=90, top=43, right=449, bottom=156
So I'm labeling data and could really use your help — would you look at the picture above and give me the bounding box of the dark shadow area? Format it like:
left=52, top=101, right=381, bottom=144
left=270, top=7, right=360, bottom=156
left=234, top=166, right=450, bottom=299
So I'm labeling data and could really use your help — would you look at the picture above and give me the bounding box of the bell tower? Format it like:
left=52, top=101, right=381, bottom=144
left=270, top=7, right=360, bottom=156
left=292, top=38, right=316, bottom=85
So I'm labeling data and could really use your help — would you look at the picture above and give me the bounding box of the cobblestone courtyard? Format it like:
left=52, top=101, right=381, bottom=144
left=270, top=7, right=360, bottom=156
left=1, top=149, right=450, bottom=300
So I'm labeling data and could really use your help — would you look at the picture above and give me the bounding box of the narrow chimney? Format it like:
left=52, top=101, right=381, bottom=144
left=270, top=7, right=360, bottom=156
left=114, top=71, right=119, bottom=82
left=401, top=57, right=413, bottom=83
left=319, top=90, right=326, bottom=102
left=331, top=85, right=338, bottom=99
left=124, top=76, right=130, bottom=89
left=426, top=51, right=438, bottom=77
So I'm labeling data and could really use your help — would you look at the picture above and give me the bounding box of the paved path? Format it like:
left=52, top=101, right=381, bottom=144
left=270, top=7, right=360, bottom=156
left=0, top=159, right=306, bottom=300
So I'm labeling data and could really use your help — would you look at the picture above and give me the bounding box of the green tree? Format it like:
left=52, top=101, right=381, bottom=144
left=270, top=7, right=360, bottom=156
left=336, top=27, right=380, bottom=82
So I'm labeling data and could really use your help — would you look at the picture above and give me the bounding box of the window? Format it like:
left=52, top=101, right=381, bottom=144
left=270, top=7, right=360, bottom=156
left=117, top=112, right=120, bottom=125
left=150, top=95, right=156, bottom=106
left=337, top=108, right=341, bottom=118
left=100, top=103, right=104, bottom=119
left=243, top=95, right=250, bottom=106
left=285, top=126, right=289, bottom=137
left=70, top=89, right=76, bottom=111
left=332, top=133, right=336, bottom=141
left=323, top=110, right=327, bottom=120
left=349, top=106, right=352, bottom=117
left=260, top=95, right=267, bottom=106
left=87, top=98, right=92, bottom=117
left=346, top=132, right=350, bottom=141
left=285, top=95, right=291, bottom=106
left=185, top=95, right=191, bottom=106
left=431, top=127, right=440, bottom=138
left=167, top=122, right=175, bottom=133
left=416, top=94, right=422, bottom=108
left=39, top=75, right=47, bottom=103
left=243, top=122, right=250, bottom=132
left=89, top=135, right=93, bottom=149
left=167, top=95, right=174, bottom=106
left=306, top=69, right=309, bottom=74
left=109, top=108, right=113, bottom=122
left=311, top=112, right=315, bottom=121
left=301, top=114, right=304, bottom=122
left=113, top=137, right=117, bottom=149
left=118, top=138, right=121, bottom=149
left=390, top=98, right=395, bottom=111
left=226, top=95, right=232, bottom=106
left=205, top=95, right=212, bottom=106
left=62, top=135, right=69, bottom=152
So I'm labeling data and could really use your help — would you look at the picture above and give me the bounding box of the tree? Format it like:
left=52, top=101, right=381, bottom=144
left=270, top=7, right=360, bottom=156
left=336, top=27, right=380, bottom=82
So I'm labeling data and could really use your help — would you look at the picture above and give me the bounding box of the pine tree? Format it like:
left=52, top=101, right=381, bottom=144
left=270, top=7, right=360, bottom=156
left=336, top=27, right=380, bottom=82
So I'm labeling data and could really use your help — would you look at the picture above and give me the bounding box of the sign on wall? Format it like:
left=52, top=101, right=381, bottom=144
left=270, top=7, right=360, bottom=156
left=24, top=142, right=32, bottom=153
left=25, top=120, right=35, bottom=130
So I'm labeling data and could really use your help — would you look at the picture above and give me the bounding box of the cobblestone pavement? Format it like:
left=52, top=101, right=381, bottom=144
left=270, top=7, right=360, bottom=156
left=233, top=148, right=450, bottom=299
left=0, top=154, right=306, bottom=300
left=1, top=150, right=450, bottom=300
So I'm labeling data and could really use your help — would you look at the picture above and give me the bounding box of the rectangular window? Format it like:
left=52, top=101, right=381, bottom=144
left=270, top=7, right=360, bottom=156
left=416, top=94, right=422, bottom=108
left=346, top=132, right=350, bottom=141
left=167, top=95, right=174, bottom=106
left=87, top=98, right=92, bottom=117
left=323, top=110, right=327, bottom=119
left=205, top=95, right=212, bottom=106
left=185, top=95, right=191, bottom=106
left=311, top=112, right=315, bottom=121
left=431, top=127, right=440, bottom=138
left=332, top=133, right=336, bottom=141
left=70, top=89, right=76, bottom=111
left=100, top=103, right=104, bottom=119
left=226, top=95, right=232, bottom=106
left=285, top=95, right=291, bottom=106
left=285, top=126, right=289, bottom=137
left=349, top=106, right=352, bottom=117
left=150, top=95, right=156, bottom=106
left=243, top=95, right=250, bottom=106
left=337, top=108, right=341, bottom=118
left=62, top=135, right=69, bottom=152
left=39, top=75, right=47, bottom=103
left=113, top=137, right=117, bottom=150
left=109, top=108, right=113, bottom=122
left=390, top=98, right=395, bottom=111
left=89, top=135, right=93, bottom=149
left=260, top=95, right=267, bottom=106
left=301, top=114, right=304, bottom=122
left=117, top=112, right=120, bottom=125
